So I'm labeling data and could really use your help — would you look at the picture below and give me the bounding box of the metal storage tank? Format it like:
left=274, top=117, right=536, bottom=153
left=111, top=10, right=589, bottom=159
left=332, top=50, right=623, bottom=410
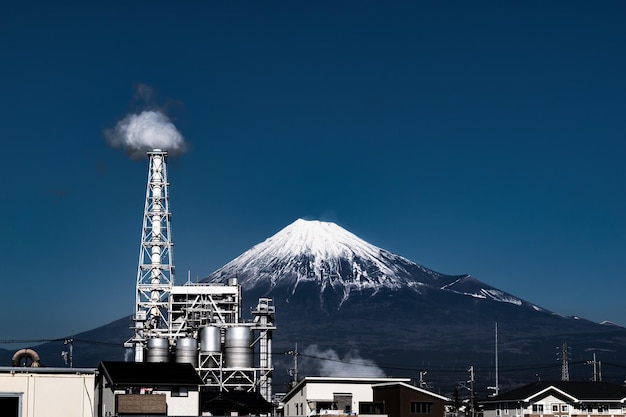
left=175, top=337, right=198, bottom=367
left=146, top=338, right=170, bottom=363
left=200, top=326, right=221, bottom=353
left=224, top=326, right=253, bottom=368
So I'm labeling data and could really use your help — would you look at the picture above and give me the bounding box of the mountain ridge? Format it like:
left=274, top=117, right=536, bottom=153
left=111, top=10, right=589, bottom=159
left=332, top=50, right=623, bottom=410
left=4, top=218, right=624, bottom=395
left=205, top=218, right=548, bottom=315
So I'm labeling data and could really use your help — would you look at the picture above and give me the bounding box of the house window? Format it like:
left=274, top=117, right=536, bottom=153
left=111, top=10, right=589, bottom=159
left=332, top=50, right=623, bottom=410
left=552, top=404, right=559, bottom=413
left=532, top=404, right=544, bottom=413
left=0, top=395, right=21, bottom=417
left=360, top=402, right=384, bottom=414
left=171, top=386, right=188, bottom=397
left=561, top=405, right=568, bottom=413
left=598, top=404, right=609, bottom=413
left=411, top=402, right=433, bottom=414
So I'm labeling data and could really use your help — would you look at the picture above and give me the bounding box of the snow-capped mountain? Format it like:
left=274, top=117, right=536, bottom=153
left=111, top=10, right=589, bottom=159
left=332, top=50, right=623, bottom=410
left=205, top=218, right=540, bottom=311
left=201, top=218, right=626, bottom=391
left=18, top=218, right=625, bottom=392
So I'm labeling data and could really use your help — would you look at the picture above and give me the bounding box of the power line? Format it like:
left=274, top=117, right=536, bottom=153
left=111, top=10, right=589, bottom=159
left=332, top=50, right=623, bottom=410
left=0, top=338, right=125, bottom=348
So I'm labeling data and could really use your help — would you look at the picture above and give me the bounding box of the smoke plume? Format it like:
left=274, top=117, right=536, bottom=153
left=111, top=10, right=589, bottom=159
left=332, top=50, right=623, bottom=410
left=301, top=345, right=386, bottom=378
left=104, top=110, right=187, bottom=159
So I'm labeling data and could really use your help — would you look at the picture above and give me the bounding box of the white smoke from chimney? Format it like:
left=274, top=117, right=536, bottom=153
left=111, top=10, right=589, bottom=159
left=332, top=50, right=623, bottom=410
left=302, top=345, right=386, bottom=378
left=105, top=110, right=187, bottom=159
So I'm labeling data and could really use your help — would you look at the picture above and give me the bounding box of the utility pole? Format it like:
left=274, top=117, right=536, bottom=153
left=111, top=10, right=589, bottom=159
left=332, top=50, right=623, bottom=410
left=286, top=343, right=299, bottom=388
left=488, top=321, right=499, bottom=396
left=592, top=353, right=597, bottom=381
left=62, top=338, right=73, bottom=368
left=488, top=321, right=500, bottom=396
left=587, top=353, right=601, bottom=382
left=468, top=366, right=475, bottom=417
left=419, top=371, right=427, bottom=389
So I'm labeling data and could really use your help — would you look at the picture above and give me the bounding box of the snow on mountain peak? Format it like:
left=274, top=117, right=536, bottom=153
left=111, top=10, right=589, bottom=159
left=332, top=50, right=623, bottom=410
left=205, top=218, right=444, bottom=296
left=257, top=218, right=382, bottom=261
left=204, top=218, right=532, bottom=311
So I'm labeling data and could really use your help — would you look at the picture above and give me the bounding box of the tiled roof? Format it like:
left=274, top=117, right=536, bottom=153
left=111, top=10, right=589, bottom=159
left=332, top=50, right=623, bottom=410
left=99, top=361, right=204, bottom=387
left=482, top=381, right=626, bottom=403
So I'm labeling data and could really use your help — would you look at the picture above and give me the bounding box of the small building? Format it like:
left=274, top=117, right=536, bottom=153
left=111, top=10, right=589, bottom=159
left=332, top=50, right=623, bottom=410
left=281, top=376, right=412, bottom=417
left=479, top=381, right=626, bottom=417
left=96, top=361, right=203, bottom=417
left=0, top=365, right=96, bottom=417
left=372, top=381, right=450, bottom=417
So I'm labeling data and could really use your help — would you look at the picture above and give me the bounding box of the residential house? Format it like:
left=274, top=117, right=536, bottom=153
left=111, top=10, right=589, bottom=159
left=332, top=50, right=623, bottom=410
left=96, top=361, right=203, bottom=417
left=372, top=381, right=450, bottom=417
left=480, top=381, right=626, bottom=417
left=281, top=376, right=412, bottom=417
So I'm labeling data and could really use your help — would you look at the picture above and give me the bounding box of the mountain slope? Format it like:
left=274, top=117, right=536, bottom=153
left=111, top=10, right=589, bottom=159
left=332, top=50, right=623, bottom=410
left=8, top=219, right=623, bottom=396
left=204, top=219, right=626, bottom=392
left=206, top=219, right=542, bottom=313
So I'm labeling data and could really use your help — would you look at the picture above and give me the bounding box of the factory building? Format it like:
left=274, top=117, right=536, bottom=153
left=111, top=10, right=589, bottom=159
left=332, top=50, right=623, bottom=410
left=121, top=149, right=276, bottom=413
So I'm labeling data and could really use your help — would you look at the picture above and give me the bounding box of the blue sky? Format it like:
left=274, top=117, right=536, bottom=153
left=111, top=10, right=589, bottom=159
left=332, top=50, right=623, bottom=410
left=1, top=1, right=625, bottom=343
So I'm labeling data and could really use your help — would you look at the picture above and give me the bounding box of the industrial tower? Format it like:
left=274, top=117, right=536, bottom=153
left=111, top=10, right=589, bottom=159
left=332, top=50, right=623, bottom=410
left=125, top=149, right=276, bottom=403
left=128, top=149, right=174, bottom=361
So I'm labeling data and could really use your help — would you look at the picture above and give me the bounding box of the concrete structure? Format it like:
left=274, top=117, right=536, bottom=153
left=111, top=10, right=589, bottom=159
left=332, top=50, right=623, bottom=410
left=0, top=366, right=96, bottom=417
left=372, top=381, right=450, bottom=417
left=480, top=381, right=626, bottom=417
left=282, top=376, right=412, bottom=417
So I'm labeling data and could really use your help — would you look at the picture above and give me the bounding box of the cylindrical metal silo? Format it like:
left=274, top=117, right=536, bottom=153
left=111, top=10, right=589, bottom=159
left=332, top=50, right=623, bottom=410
left=224, top=326, right=253, bottom=368
left=146, top=338, right=170, bottom=363
left=175, top=337, right=198, bottom=367
left=200, top=326, right=221, bottom=353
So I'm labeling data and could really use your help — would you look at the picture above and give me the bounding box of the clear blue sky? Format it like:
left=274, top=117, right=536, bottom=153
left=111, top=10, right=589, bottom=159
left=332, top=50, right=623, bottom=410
left=1, top=1, right=625, bottom=343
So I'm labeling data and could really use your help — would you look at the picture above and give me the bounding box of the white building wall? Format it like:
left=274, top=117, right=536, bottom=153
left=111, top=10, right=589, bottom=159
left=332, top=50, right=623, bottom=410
left=154, top=388, right=200, bottom=416
left=284, top=379, right=409, bottom=417
left=484, top=392, right=626, bottom=417
left=0, top=371, right=95, bottom=417
left=99, top=387, right=199, bottom=416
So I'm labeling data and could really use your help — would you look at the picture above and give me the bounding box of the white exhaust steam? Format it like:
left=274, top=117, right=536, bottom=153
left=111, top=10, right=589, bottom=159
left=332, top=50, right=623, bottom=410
left=302, top=345, right=386, bottom=378
left=105, top=110, right=187, bottom=159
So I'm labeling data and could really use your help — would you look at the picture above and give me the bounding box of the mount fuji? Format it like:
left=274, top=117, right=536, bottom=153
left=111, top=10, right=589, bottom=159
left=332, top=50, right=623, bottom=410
left=205, top=219, right=540, bottom=313
left=5, top=218, right=624, bottom=395
left=203, top=219, right=626, bottom=391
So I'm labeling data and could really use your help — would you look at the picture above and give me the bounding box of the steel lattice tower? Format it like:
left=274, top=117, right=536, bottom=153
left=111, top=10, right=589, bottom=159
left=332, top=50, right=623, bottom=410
left=561, top=340, right=570, bottom=381
left=129, top=149, right=175, bottom=362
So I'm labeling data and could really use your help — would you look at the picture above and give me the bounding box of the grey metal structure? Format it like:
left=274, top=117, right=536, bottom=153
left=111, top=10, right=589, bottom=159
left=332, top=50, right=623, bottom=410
left=126, top=149, right=174, bottom=362
left=125, top=149, right=276, bottom=402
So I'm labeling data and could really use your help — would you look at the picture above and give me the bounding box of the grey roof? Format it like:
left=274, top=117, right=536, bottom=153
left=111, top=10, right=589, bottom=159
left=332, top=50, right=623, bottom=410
left=99, top=361, right=203, bottom=387
left=481, top=381, right=626, bottom=403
